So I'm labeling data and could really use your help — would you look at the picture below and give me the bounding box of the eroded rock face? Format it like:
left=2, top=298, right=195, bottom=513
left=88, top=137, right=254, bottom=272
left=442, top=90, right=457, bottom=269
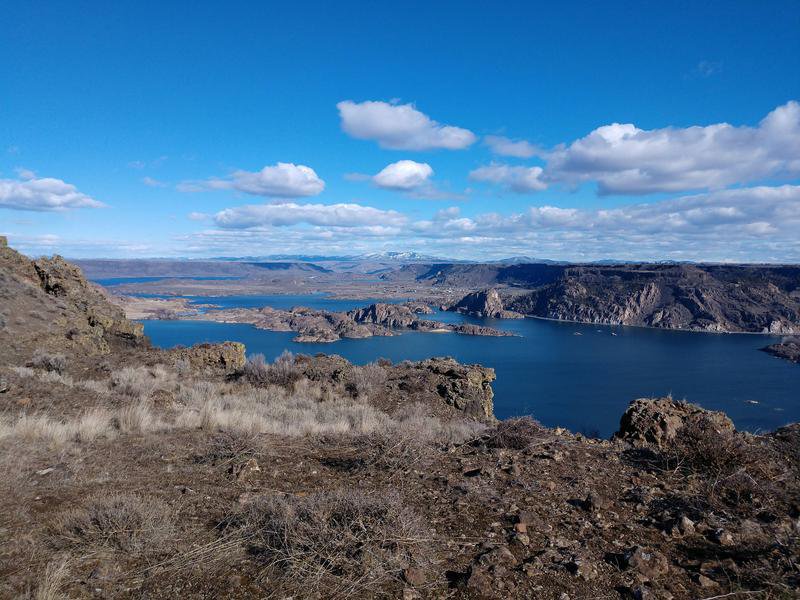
left=170, top=342, right=246, bottom=374
left=449, top=289, right=523, bottom=319
left=614, top=397, right=735, bottom=446
left=0, top=242, right=145, bottom=362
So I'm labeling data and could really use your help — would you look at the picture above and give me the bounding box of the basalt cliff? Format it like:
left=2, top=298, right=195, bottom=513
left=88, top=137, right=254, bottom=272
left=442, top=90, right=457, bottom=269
left=444, top=264, right=800, bottom=334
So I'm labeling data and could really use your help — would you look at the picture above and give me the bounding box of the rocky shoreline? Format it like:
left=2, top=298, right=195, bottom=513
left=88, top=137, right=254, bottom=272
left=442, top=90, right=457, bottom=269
left=186, top=301, right=515, bottom=342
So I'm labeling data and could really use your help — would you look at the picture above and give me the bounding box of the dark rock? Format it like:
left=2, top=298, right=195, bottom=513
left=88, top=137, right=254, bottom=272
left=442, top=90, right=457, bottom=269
left=615, top=397, right=735, bottom=447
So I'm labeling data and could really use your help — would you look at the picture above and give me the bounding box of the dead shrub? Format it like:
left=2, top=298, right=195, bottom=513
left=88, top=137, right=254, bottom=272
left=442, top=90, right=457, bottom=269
left=50, top=493, right=175, bottom=555
left=111, top=365, right=171, bottom=398
left=243, top=351, right=301, bottom=388
left=349, top=363, right=388, bottom=398
left=29, top=349, right=67, bottom=374
left=484, top=416, right=544, bottom=449
left=234, top=489, right=430, bottom=597
left=662, top=418, right=779, bottom=514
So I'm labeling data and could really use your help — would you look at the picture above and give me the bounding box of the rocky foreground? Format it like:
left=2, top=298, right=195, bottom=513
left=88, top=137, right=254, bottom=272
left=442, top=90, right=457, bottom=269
left=1, top=238, right=798, bottom=599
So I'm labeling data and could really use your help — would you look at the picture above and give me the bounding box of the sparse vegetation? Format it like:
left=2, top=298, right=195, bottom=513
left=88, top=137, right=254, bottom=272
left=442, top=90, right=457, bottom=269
left=49, top=493, right=175, bottom=555
left=233, top=489, right=431, bottom=598
left=29, top=349, right=67, bottom=374
left=243, top=350, right=302, bottom=387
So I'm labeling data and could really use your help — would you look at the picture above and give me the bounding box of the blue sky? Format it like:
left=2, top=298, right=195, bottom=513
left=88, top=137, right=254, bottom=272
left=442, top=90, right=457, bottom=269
left=1, top=1, right=799, bottom=261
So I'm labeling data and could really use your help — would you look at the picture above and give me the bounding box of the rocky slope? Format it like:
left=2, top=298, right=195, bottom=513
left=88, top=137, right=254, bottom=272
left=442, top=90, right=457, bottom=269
left=443, top=264, right=800, bottom=333
left=184, top=302, right=513, bottom=342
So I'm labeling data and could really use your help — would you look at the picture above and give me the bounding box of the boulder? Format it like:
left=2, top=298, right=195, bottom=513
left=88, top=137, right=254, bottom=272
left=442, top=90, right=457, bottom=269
left=614, top=397, right=734, bottom=447
left=170, top=342, right=246, bottom=374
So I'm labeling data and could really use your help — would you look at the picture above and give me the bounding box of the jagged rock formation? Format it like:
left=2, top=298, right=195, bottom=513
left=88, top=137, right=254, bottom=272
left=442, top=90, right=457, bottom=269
left=762, top=337, right=800, bottom=364
left=187, top=302, right=513, bottom=342
left=614, top=397, right=735, bottom=447
left=449, top=288, right=524, bottom=318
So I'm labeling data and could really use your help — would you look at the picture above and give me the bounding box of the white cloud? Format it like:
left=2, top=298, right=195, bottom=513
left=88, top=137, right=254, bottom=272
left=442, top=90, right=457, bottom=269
left=469, top=164, right=547, bottom=193
left=545, top=101, right=800, bottom=194
left=484, top=135, right=541, bottom=158
left=372, top=160, right=433, bottom=190
left=337, top=100, right=476, bottom=150
left=0, top=176, right=104, bottom=212
left=183, top=163, right=325, bottom=198
left=15, top=167, right=36, bottom=180
left=213, top=201, right=407, bottom=229
left=188, top=211, right=209, bottom=221
left=168, top=185, right=800, bottom=262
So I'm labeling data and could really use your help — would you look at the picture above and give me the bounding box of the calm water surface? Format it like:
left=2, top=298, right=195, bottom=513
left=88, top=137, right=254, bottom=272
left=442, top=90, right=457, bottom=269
left=140, top=294, right=800, bottom=437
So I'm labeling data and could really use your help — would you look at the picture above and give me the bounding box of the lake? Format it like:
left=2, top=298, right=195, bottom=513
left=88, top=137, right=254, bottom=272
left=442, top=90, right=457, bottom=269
left=140, top=294, right=800, bottom=437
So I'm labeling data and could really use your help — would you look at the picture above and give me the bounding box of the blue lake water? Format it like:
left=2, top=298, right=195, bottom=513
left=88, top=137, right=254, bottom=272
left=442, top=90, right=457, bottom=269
left=139, top=295, right=800, bottom=437
left=92, top=276, right=242, bottom=287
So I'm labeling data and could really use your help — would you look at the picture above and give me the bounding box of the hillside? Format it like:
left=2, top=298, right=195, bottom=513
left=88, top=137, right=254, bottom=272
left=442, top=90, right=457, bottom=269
left=0, top=240, right=798, bottom=599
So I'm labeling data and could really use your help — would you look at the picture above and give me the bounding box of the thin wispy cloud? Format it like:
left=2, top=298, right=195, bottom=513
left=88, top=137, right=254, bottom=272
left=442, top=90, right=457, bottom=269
left=484, top=135, right=542, bottom=158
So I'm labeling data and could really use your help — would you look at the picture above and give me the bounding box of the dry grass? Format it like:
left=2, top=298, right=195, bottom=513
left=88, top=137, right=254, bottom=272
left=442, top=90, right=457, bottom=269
left=242, top=351, right=302, bottom=388
left=113, top=401, right=165, bottom=434
left=32, top=557, right=71, bottom=600
left=111, top=365, right=174, bottom=399
left=0, top=408, right=114, bottom=446
left=176, top=379, right=393, bottom=437
left=232, top=489, right=431, bottom=598
left=49, top=493, right=175, bottom=556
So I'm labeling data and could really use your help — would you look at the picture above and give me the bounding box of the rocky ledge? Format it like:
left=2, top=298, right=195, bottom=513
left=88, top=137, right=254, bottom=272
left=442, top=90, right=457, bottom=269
left=185, top=301, right=514, bottom=342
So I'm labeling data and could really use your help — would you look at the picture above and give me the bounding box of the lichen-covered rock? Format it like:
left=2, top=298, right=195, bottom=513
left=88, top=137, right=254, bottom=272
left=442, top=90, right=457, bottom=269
left=419, top=357, right=496, bottom=421
left=170, top=342, right=246, bottom=373
left=614, top=397, right=735, bottom=446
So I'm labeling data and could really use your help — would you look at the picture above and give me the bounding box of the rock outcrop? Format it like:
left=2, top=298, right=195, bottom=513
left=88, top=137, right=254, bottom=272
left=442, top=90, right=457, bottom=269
left=762, top=337, right=800, bottom=364
left=0, top=240, right=145, bottom=362
left=449, top=289, right=523, bottom=319
left=614, top=397, right=735, bottom=446
left=169, top=341, right=246, bottom=374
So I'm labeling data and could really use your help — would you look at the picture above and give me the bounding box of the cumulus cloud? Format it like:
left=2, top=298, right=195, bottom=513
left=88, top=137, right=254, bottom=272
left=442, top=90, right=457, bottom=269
left=484, top=135, right=541, bottom=158
left=169, top=184, right=800, bottom=262
left=372, top=160, right=434, bottom=190
left=0, top=176, right=104, bottom=212
left=469, top=164, right=547, bottom=193
left=545, top=101, right=800, bottom=195
left=337, top=100, right=476, bottom=150
left=213, top=201, right=407, bottom=229
left=182, top=163, right=325, bottom=197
